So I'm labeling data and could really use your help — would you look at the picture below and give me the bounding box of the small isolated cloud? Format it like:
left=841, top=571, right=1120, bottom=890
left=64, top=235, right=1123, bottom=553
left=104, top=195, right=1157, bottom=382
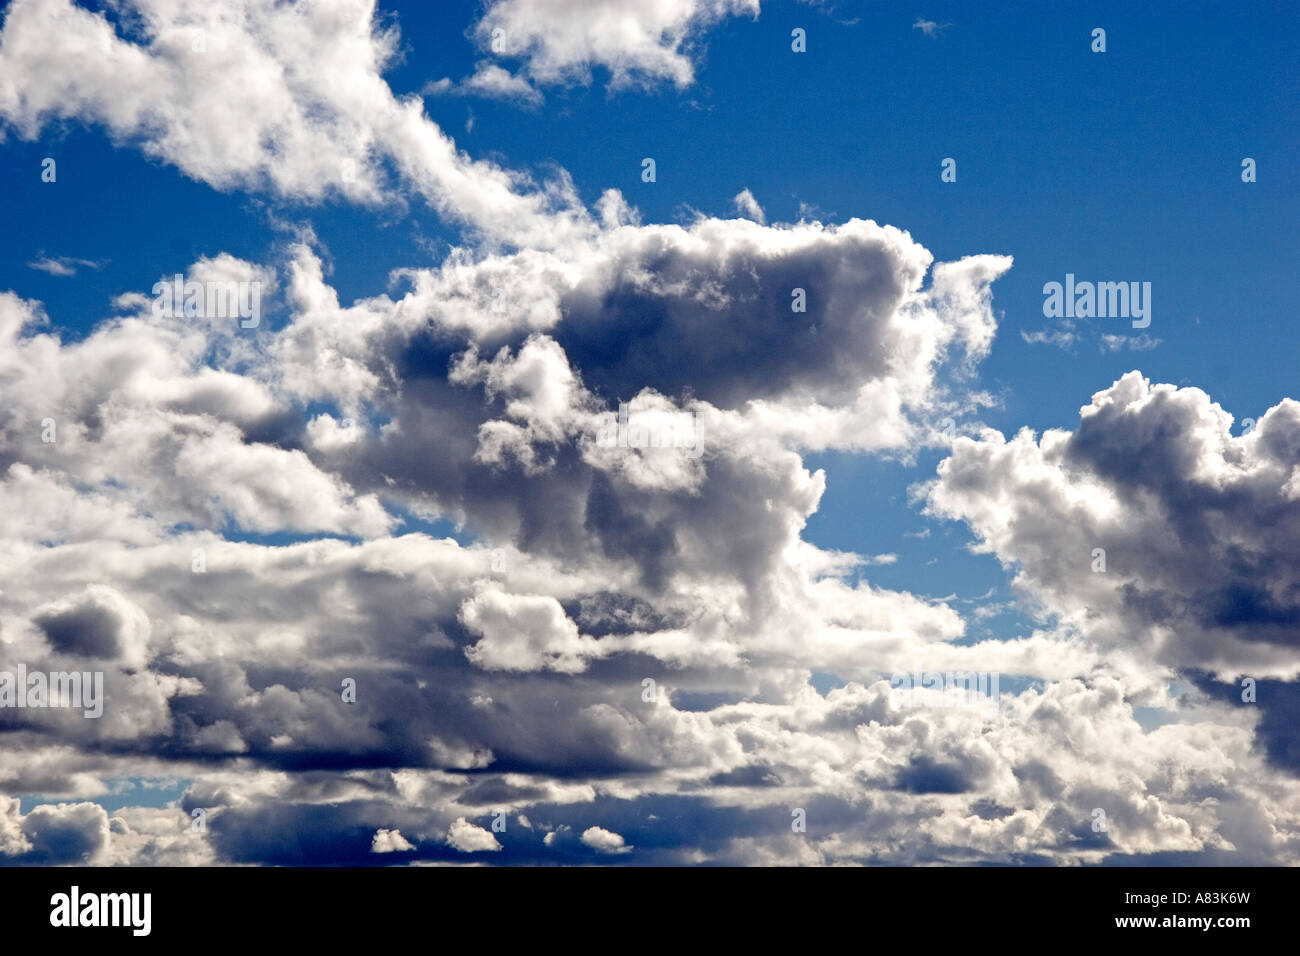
left=1021, top=326, right=1076, bottom=349
left=423, top=62, right=542, bottom=106
left=1100, top=333, right=1162, bottom=352
left=913, top=18, right=952, bottom=38
left=865, top=553, right=898, bottom=565
left=446, top=817, right=502, bottom=853
left=733, top=188, right=766, bottom=225
left=371, top=828, right=415, bottom=853
left=972, top=601, right=1014, bottom=621
left=795, top=199, right=832, bottom=222
left=581, top=826, right=631, bottom=854
left=27, top=255, right=106, bottom=277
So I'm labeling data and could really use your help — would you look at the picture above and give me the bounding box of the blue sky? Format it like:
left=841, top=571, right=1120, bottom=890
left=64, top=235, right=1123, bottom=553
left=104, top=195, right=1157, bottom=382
left=0, top=0, right=1297, bottom=866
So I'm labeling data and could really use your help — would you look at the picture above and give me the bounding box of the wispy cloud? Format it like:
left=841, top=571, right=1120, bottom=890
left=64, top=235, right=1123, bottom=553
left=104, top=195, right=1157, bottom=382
left=1100, top=333, right=1162, bottom=352
left=913, top=17, right=952, bottom=38
left=27, top=255, right=107, bottom=277
left=1020, top=326, right=1076, bottom=349
left=732, top=188, right=766, bottom=225
left=423, top=62, right=543, bottom=106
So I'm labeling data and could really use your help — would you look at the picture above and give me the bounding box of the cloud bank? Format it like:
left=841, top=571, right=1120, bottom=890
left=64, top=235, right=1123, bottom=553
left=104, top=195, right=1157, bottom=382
left=0, top=0, right=1295, bottom=867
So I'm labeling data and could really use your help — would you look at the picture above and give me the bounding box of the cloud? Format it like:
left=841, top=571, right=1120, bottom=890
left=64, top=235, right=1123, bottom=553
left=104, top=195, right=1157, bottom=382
left=422, top=63, right=543, bottom=106
left=733, top=188, right=766, bottom=225
left=3, top=216, right=1291, bottom=863
left=460, top=588, right=602, bottom=673
left=446, top=818, right=502, bottom=852
left=27, top=255, right=106, bottom=276
left=912, top=18, right=951, bottom=38
left=11, top=802, right=110, bottom=864
left=1100, top=333, right=1161, bottom=352
left=927, top=372, right=1300, bottom=677
left=1021, top=326, right=1077, bottom=349
left=1023, top=326, right=1161, bottom=354
left=581, top=825, right=631, bottom=853
left=0, top=0, right=591, bottom=248
left=1, top=0, right=1295, bottom=869
left=471, top=0, right=761, bottom=90
left=0, top=217, right=1292, bottom=864
left=33, top=585, right=152, bottom=668
left=1, top=246, right=1290, bottom=864
left=371, top=827, right=415, bottom=852
left=925, top=371, right=1300, bottom=772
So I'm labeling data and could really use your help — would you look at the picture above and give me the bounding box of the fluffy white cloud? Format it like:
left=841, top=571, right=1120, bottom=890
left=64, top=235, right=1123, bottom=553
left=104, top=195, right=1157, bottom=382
left=446, top=817, right=502, bottom=852
left=471, top=0, right=760, bottom=89
left=371, top=827, right=415, bottom=852
left=0, top=0, right=591, bottom=248
left=580, top=825, right=630, bottom=853
left=460, top=588, right=602, bottom=673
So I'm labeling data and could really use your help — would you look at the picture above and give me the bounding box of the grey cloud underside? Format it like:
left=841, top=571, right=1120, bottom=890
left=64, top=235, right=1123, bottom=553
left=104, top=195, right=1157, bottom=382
left=551, top=227, right=918, bottom=406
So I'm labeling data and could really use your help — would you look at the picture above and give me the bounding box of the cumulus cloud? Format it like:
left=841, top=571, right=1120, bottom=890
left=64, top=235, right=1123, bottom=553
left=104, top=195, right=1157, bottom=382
left=926, top=372, right=1300, bottom=679
left=925, top=372, right=1300, bottom=776
left=33, top=585, right=152, bottom=668
left=581, top=825, right=630, bottom=853
left=446, top=818, right=502, bottom=852
left=371, top=827, right=415, bottom=852
left=11, top=802, right=110, bottom=864
left=1, top=218, right=1292, bottom=865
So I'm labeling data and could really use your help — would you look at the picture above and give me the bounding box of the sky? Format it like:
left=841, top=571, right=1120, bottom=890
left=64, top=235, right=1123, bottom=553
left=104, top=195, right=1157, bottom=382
left=0, top=0, right=1296, bottom=866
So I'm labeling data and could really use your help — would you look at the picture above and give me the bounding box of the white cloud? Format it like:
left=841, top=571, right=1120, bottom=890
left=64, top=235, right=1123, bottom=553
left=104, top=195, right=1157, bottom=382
left=371, top=827, right=416, bottom=852
left=1021, top=326, right=1076, bottom=349
left=581, top=825, right=631, bottom=853
left=913, top=18, right=951, bottom=38
left=472, top=0, right=761, bottom=89
left=1100, top=333, right=1161, bottom=352
left=460, top=587, right=602, bottom=673
left=423, top=62, right=543, bottom=106
left=0, top=0, right=591, bottom=248
left=27, top=255, right=106, bottom=276
left=446, top=817, right=502, bottom=852
left=733, top=188, right=766, bottom=225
